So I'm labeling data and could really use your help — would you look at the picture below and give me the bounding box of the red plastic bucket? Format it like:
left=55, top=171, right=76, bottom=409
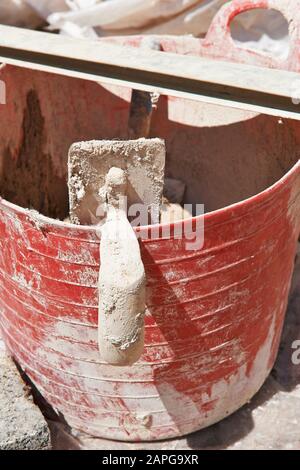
left=0, top=0, right=299, bottom=441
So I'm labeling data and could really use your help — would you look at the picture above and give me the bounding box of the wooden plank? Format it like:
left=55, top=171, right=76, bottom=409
left=0, top=25, right=300, bottom=120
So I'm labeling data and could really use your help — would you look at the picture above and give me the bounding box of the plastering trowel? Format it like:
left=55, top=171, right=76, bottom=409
left=68, top=138, right=166, bottom=366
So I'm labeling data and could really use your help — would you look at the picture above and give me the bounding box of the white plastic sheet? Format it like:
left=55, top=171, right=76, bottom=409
left=5, top=0, right=289, bottom=59
left=47, top=1, right=204, bottom=31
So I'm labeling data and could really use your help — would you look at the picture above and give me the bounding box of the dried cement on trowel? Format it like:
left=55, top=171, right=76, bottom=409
left=68, top=138, right=165, bottom=226
left=98, top=168, right=146, bottom=366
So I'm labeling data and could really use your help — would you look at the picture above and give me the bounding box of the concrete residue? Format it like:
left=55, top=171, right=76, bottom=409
left=0, top=90, right=68, bottom=220
left=98, top=167, right=146, bottom=366
left=57, top=247, right=96, bottom=265
left=134, top=412, right=152, bottom=429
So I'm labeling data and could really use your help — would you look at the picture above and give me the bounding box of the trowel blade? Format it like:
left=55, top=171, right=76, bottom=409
left=68, top=138, right=166, bottom=226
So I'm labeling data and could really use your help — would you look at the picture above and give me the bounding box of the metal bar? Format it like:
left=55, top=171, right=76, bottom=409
left=0, top=25, right=299, bottom=119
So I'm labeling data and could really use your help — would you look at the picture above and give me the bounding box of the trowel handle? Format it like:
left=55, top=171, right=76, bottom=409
left=204, top=0, right=300, bottom=65
left=98, top=209, right=146, bottom=366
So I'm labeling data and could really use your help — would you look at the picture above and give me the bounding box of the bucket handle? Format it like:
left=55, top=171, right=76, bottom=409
left=203, top=0, right=300, bottom=67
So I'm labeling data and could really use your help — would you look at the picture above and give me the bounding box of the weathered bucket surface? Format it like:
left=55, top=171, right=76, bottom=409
left=0, top=0, right=300, bottom=441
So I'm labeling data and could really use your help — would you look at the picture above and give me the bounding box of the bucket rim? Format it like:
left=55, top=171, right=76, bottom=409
left=0, top=158, right=299, bottom=236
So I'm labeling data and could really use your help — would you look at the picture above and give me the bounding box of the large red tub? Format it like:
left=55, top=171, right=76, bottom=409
left=0, top=0, right=300, bottom=441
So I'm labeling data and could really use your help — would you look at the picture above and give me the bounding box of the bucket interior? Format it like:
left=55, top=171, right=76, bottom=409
left=0, top=64, right=299, bottom=221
